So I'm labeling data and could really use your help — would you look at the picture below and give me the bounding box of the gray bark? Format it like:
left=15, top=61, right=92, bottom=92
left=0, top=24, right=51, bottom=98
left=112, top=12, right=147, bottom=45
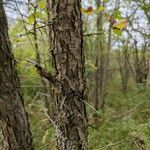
left=46, top=0, right=88, bottom=149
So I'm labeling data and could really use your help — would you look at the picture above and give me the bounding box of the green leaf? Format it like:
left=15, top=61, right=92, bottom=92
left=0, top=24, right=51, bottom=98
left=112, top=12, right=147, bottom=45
left=27, top=14, right=35, bottom=24
left=35, top=12, right=42, bottom=18
left=113, top=10, right=122, bottom=19
left=38, top=0, right=46, bottom=9
left=35, top=11, right=47, bottom=20
left=99, top=6, right=105, bottom=12
left=95, top=6, right=105, bottom=13
left=112, top=29, right=122, bottom=36
left=142, top=4, right=150, bottom=11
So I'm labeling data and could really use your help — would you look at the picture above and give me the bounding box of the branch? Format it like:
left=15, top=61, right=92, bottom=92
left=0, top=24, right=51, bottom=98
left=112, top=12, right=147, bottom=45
left=82, top=100, right=101, bottom=115
left=35, top=64, right=57, bottom=84
left=99, top=138, right=131, bottom=150
left=14, top=57, right=57, bottom=84
left=83, top=31, right=103, bottom=37
left=19, top=24, right=49, bottom=37
left=87, top=124, right=102, bottom=132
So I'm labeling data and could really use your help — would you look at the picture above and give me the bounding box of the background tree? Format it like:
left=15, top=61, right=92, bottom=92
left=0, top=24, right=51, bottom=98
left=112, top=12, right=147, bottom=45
left=131, top=40, right=149, bottom=86
left=117, top=40, right=130, bottom=94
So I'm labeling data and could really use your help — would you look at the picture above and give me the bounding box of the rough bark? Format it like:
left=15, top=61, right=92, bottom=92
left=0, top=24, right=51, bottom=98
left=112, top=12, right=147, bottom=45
left=45, top=0, right=88, bottom=150
left=0, top=1, right=34, bottom=150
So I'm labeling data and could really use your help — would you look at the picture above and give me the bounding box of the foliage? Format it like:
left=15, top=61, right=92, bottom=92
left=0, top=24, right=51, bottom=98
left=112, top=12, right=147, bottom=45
left=1, top=0, right=149, bottom=149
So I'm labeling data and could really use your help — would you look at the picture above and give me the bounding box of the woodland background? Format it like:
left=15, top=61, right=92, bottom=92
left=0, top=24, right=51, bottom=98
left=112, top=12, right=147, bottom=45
left=0, top=0, right=150, bottom=149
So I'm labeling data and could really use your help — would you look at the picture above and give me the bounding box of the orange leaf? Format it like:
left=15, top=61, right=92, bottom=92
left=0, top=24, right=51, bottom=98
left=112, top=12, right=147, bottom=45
left=81, top=6, right=94, bottom=15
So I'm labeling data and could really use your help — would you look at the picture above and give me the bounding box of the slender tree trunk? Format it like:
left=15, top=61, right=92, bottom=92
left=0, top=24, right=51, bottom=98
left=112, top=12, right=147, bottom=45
left=94, top=55, right=99, bottom=111
left=94, top=0, right=106, bottom=111
left=46, top=0, right=88, bottom=149
left=132, top=41, right=149, bottom=86
left=117, top=44, right=130, bottom=94
left=33, top=5, right=52, bottom=117
left=0, top=1, right=34, bottom=150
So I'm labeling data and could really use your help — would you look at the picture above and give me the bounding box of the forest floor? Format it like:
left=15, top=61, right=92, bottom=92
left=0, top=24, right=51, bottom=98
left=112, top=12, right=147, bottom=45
left=25, top=78, right=150, bottom=150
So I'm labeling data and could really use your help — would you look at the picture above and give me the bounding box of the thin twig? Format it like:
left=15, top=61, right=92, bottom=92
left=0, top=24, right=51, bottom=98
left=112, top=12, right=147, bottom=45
left=84, top=31, right=103, bottom=37
left=39, top=140, right=55, bottom=150
left=42, top=107, right=56, bottom=126
left=82, top=100, right=101, bottom=115
left=97, top=138, right=131, bottom=150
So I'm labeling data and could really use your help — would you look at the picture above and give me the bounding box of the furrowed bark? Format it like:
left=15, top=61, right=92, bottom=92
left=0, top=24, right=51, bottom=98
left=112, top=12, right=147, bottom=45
left=46, top=0, right=88, bottom=149
left=0, top=1, right=34, bottom=149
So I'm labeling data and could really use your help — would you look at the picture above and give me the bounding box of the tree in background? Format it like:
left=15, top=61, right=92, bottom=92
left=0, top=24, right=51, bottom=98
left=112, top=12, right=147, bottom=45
left=0, top=0, right=34, bottom=149
left=117, top=41, right=130, bottom=94
left=131, top=40, right=149, bottom=86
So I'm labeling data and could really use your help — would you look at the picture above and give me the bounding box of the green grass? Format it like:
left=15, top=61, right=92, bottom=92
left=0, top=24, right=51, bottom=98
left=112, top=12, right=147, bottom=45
left=22, top=76, right=150, bottom=150
left=87, top=79, right=150, bottom=150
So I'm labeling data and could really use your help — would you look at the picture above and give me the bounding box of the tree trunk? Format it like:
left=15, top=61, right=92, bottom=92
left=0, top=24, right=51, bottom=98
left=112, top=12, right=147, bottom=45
left=0, top=1, right=34, bottom=150
left=132, top=41, right=149, bottom=86
left=95, top=0, right=106, bottom=111
left=117, top=43, right=130, bottom=94
left=47, top=0, right=88, bottom=149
